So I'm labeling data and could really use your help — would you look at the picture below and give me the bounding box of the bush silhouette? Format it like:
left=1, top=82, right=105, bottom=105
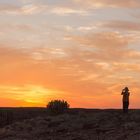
left=47, top=100, right=70, bottom=114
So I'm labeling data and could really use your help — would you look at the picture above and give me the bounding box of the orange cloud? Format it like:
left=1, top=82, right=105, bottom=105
left=0, top=30, right=140, bottom=108
left=0, top=3, right=47, bottom=15
left=68, top=32, right=134, bottom=61
left=0, top=45, right=112, bottom=107
left=50, top=7, right=88, bottom=16
left=0, top=2, right=89, bottom=16
left=101, top=21, right=140, bottom=31
left=73, top=0, right=140, bottom=8
left=0, top=0, right=140, bottom=108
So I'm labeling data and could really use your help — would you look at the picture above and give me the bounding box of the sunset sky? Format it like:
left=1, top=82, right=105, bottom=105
left=0, top=0, right=140, bottom=108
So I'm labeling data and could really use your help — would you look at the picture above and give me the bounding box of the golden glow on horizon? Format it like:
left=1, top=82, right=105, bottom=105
left=0, top=85, right=65, bottom=106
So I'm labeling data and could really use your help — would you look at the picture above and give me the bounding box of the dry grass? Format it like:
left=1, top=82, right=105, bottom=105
left=0, top=109, right=140, bottom=140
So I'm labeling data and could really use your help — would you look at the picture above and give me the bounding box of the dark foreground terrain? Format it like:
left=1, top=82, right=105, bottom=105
left=0, top=108, right=140, bottom=140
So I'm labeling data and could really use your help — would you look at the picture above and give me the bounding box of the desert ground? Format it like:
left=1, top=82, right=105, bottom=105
left=0, top=109, right=140, bottom=140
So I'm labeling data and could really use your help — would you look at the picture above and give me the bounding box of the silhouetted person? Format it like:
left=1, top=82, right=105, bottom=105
left=121, top=87, right=130, bottom=113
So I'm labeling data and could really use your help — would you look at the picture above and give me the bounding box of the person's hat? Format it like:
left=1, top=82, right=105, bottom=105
left=124, top=87, right=129, bottom=91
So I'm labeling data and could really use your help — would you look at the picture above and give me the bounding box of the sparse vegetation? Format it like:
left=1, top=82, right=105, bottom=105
left=0, top=108, right=47, bottom=128
left=1, top=109, right=140, bottom=140
left=0, top=110, right=13, bottom=127
left=46, top=100, right=70, bottom=114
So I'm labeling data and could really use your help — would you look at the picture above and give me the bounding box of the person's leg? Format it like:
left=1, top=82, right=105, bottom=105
left=126, top=102, right=129, bottom=113
left=123, top=102, right=125, bottom=113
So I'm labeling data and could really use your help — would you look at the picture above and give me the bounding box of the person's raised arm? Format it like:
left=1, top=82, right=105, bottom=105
left=121, top=89, right=124, bottom=95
